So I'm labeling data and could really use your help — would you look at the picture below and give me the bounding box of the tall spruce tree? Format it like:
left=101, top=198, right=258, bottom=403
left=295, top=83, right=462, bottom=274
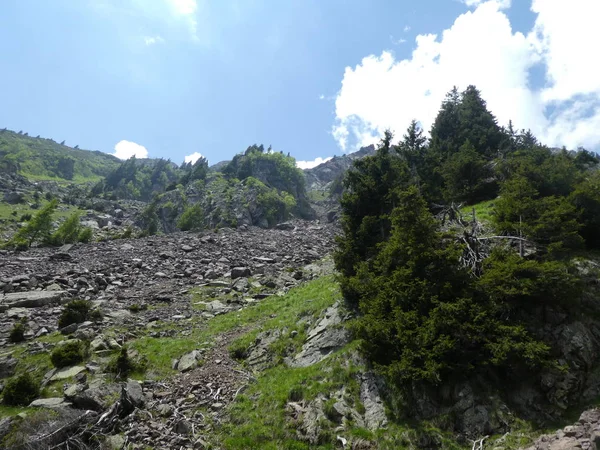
left=397, top=120, right=427, bottom=187
left=458, top=85, right=505, bottom=158
left=430, top=86, right=461, bottom=159
left=334, top=130, right=409, bottom=307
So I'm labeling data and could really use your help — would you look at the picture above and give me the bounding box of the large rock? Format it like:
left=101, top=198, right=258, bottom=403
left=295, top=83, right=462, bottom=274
left=289, top=303, right=349, bottom=367
left=360, top=373, right=388, bottom=430
left=50, top=366, right=86, bottom=381
left=231, top=267, right=251, bottom=279
left=524, top=408, right=600, bottom=450
left=0, top=290, right=65, bottom=310
left=176, top=350, right=202, bottom=372
left=122, top=382, right=144, bottom=409
left=199, top=300, right=231, bottom=315
left=71, top=384, right=121, bottom=411
left=246, top=330, right=282, bottom=370
left=0, top=356, right=17, bottom=379
left=30, top=397, right=72, bottom=409
left=4, top=191, right=25, bottom=204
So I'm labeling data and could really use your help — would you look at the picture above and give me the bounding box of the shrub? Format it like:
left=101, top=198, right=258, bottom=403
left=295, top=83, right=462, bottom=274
left=58, top=300, right=101, bottom=328
left=120, top=226, right=133, bottom=239
left=78, top=226, right=93, bottom=243
left=88, top=308, right=104, bottom=323
left=3, top=373, right=40, bottom=406
left=106, top=347, right=145, bottom=379
left=47, top=211, right=82, bottom=246
left=228, top=341, right=249, bottom=360
left=128, top=303, right=147, bottom=313
left=19, top=213, right=32, bottom=222
left=177, top=203, right=204, bottom=231
left=9, top=321, right=27, bottom=343
left=10, top=199, right=58, bottom=248
left=288, top=386, right=305, bottom=402
left=50, top=340, right=88, bottom=368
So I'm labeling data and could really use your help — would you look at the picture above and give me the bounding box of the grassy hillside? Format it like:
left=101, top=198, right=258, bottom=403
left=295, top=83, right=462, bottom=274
left=0, top=129, right=120, bottom=182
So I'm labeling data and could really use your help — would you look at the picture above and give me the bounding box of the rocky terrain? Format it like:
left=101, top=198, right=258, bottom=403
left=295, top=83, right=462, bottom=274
left=3, top=142, right=600, bottom=449
left=303, top=145, right=375, bottom=193
left=0, top=220, right=371, bottom=448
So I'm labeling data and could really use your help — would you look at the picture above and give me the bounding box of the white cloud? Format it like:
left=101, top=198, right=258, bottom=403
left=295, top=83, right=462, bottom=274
left=296, top=157, right=333, bottom=170
left=333, top=0, right=600, bottom=152
left=319, top=94, right=325, bottom=100
left=168, top=0, right=197, bottom=15
left=144, top=35, right=165, bottom=46
left=184, top=152, right=204, bottom=164
left=403, top=25, right=411, bottom=32
left=112, top=140, right=149, bottom=160
left=165, top=0, right=198, bottom=38
left=462, top=0, right=511, bottom=8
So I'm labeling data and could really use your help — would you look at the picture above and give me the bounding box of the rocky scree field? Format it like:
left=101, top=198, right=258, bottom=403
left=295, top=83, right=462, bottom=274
left=0, top=221, right=388, bottom=449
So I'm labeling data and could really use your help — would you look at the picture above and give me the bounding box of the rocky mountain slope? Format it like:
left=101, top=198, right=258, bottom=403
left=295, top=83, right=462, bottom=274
left=1, top=219, right=598, bottom=449
left=0, top=221, right=346, bottom=448
left=303, top=144, right=375, bottom=192
left=4, top=132, right=600, bottom=449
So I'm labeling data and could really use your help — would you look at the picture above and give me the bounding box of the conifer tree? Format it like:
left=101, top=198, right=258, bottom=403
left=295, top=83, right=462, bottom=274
left=430, top=86, right=461, bottom=158
left=334, top=130, right=409, bottom=307
left=457, top=85, right=505, bottom=158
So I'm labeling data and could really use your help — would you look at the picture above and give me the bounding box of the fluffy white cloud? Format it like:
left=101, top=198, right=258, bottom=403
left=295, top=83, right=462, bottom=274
left=333, top=0, right=600, bottom=152
left=296, top=157, right=333, bottom=170
left=184, top=152, right=204, bottom=164
left=112, top=140, right=149, bottom=160
left=144, top=35, right=165, bottom=46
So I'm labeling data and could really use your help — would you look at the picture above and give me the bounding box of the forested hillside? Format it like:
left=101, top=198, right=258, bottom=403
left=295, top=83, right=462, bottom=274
left=335, top=85, right=600, bottom=436
left=0, top=129, right=120, bottom=181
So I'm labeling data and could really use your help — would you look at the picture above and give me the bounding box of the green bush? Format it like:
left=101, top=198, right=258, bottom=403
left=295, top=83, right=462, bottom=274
left=338, top=184, right=556, bottom=388
left=58, top=300, right=101, bottom=329
left=9, top=321, right=27, bottom=343
left=10, top=199, right=58, bottom=248
left=106, top=347, right=145, bottom=379
left=88, top=308, right=104, bottom=323
left=228, top=341, right=249, bottom=360
left=50, top=340, right=88, bottom=368
left=3, top=373, right=40, bottom=406
left=128, top=303, right=147, bottom=313
left=47, top=211, right=82, bottom=246
left=177, top=203, right=204, bottom=231
left=78, top=226, right=93, bottom=243
left=120, top=226, right=133, bottom=239
left=140, top=201, right=159, bottom=235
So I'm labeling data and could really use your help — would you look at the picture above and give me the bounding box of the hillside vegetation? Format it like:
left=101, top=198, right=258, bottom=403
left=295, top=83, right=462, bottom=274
left=0, top=129, right=120, bottom=182
left=335, top=84, right=600, bottom=436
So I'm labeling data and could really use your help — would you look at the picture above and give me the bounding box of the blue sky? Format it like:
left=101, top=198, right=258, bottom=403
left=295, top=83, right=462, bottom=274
left=0, top=0, right=598, bottom=168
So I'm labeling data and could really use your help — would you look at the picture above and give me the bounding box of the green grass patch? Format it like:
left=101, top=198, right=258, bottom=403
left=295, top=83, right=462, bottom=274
left=207, top=276, right=339, bottom=337
left=1, top=333, right=76, bottom=381
left=0, top=405, right=34, bottom=418
left=131, top=335, right=199, bottom=378
left=460, top=199, right=496, bottom=224
left=132, top=276, right=340, bottom=379
left=222, top=350, right=361, bottom=450
left=308, top=190, right=330, bottom=202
